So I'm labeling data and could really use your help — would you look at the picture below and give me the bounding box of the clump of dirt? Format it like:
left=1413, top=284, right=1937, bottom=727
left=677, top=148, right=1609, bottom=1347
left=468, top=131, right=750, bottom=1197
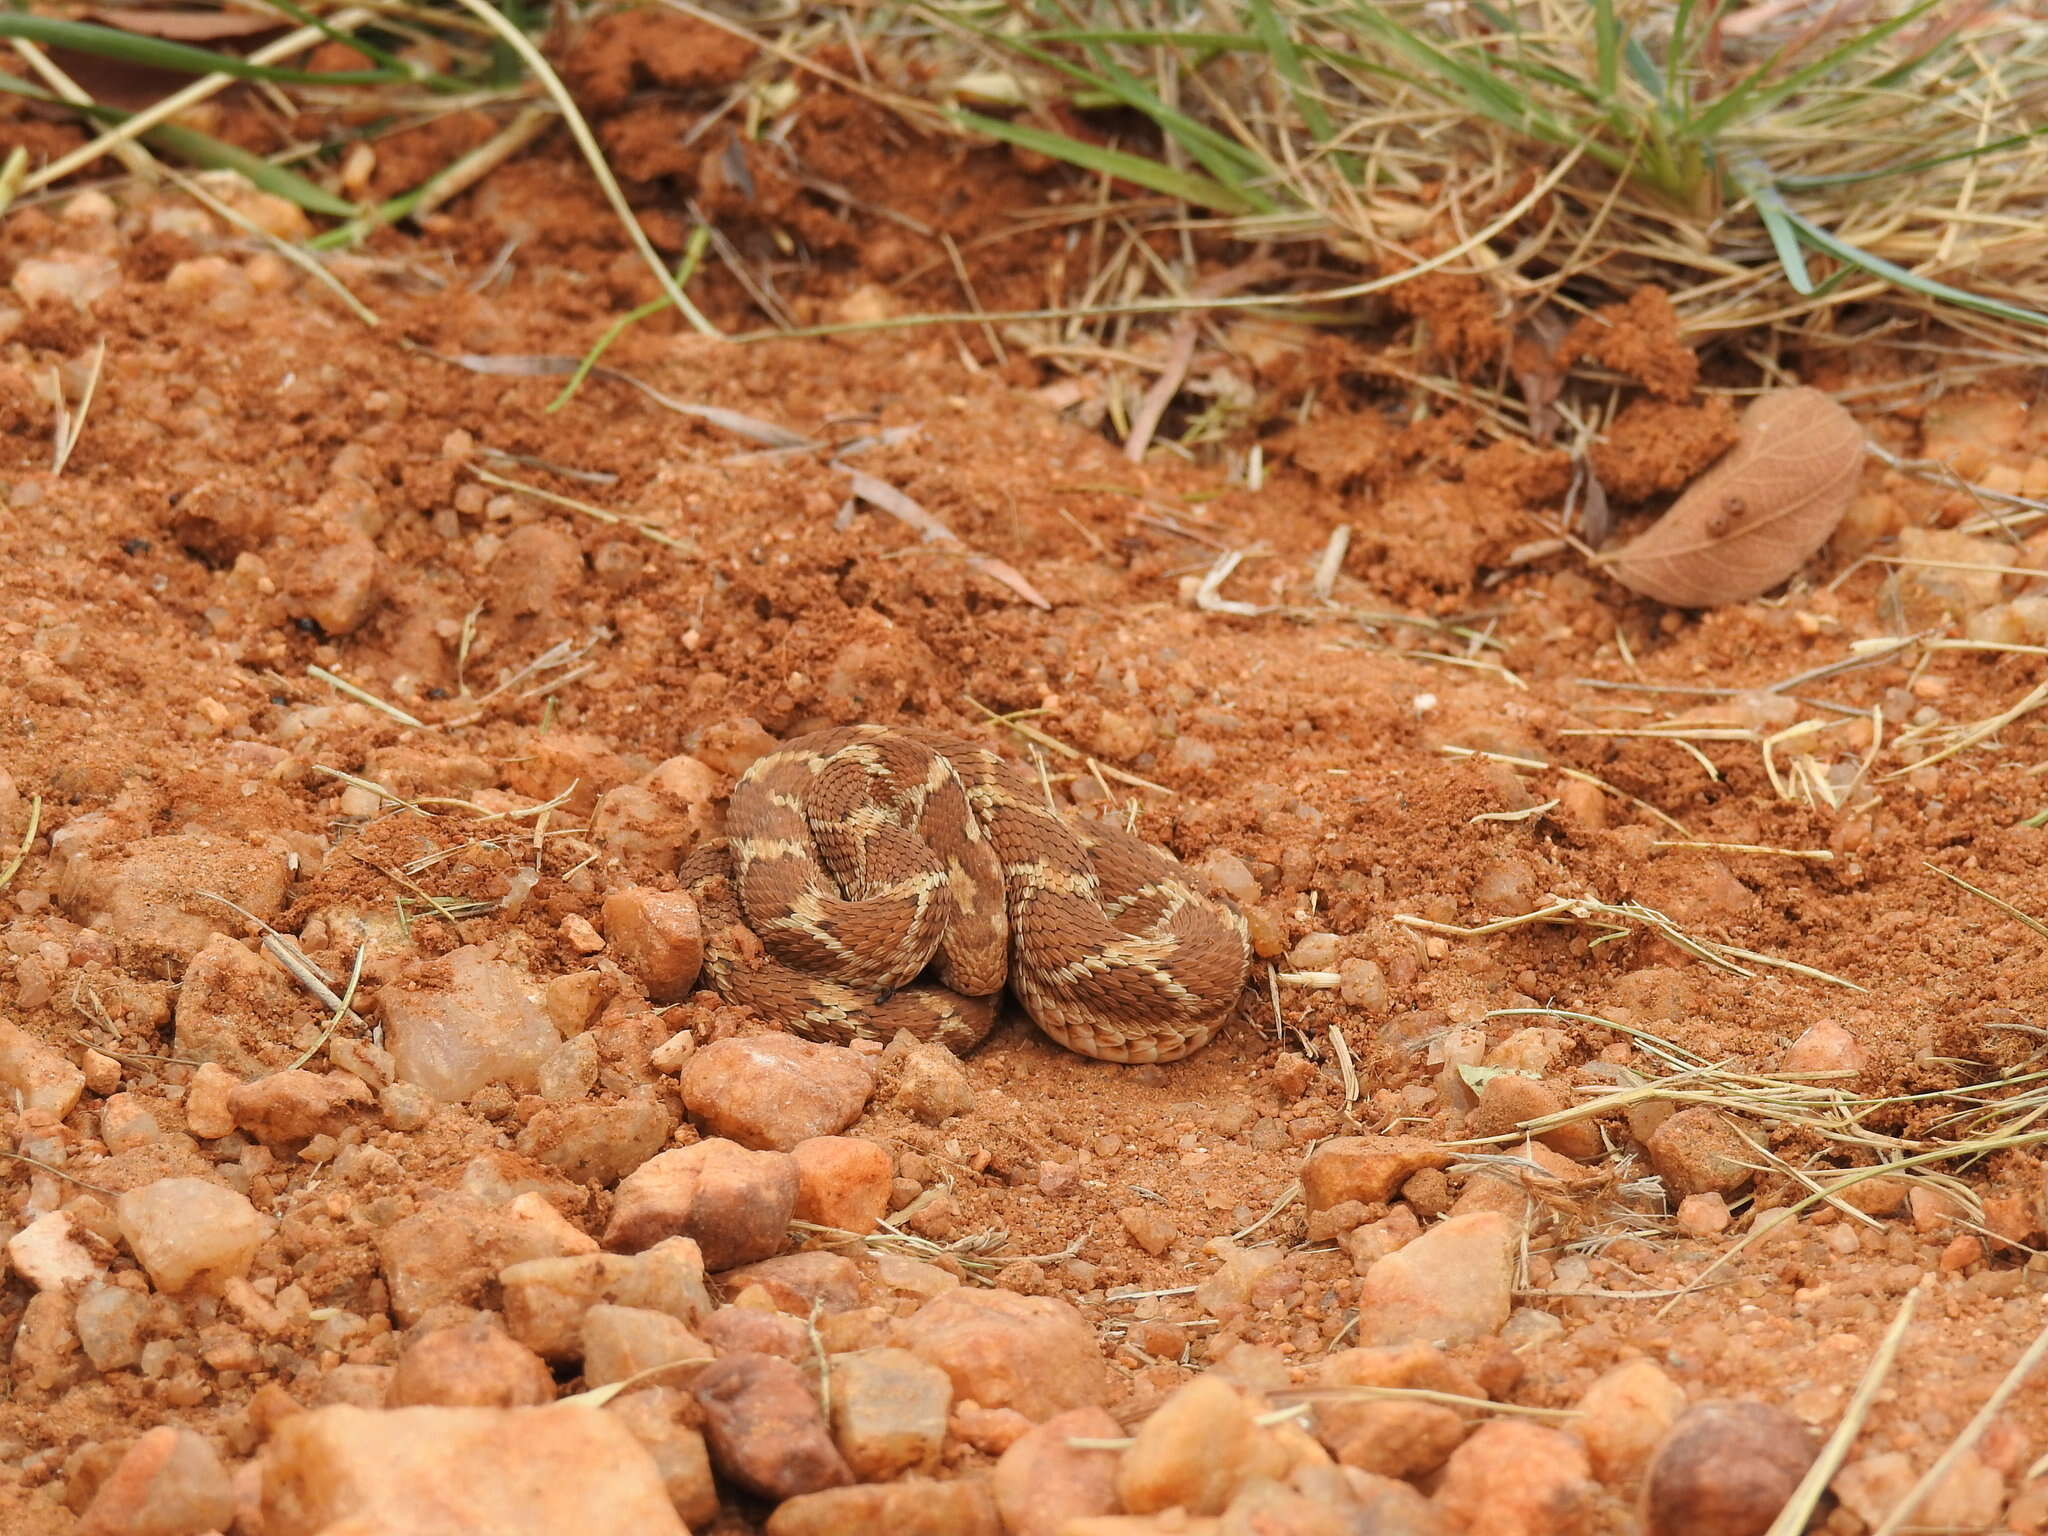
left=3, top=33, right=2048, bottom=1536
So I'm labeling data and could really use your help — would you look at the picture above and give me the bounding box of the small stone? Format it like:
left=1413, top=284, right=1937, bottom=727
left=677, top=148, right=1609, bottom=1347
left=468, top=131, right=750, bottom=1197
left=379, top=1081, right=433, bottom=1131
left=1315, top=1398, right=1465, bottom=1480
left=8, top=1210, right=102, bottom=1293
left=515, top=1094, right=677, bottom=1186
left=766, top=1480, right=1001, bottom=1536
left=76, top=1426, right=234, bottom=1536
left=883, top=1033, right=975, bottom=1124
left=15, top=1290, right=79, bottom=1391
left=649, top=1029, right=695, bottom=1075
left=381, top=945, right=561, bottom=1103
left=1646, top=1108, right=1755, bottom=1198
left=581, top=1304, right=714, bottom=1389
left=1119, top=1206, right=1180, bottom=1257
left=1576, top=1359, right=1687, bottom=1484
left=1643, top=1400, right=1817, bottom=1536
left=693, top=1351, right=853, bottom=1501
left=1345, top=1206, right=1422, bottom=1273
left=504, top=1191, right=599, bottom=1258
left=100, top=1094, right=164, bottom=1152
left=260, top=1403, right=685, bottom=1535
left=1835, top=1447, right=2005, bottom=1531
left=536, top=1032, right=600, bottom=1102
left=499, top=1240, right=712, bottom=1361
left=1779, top=1019, right=1866, bottom=1079
left=0, top=1021, right=86, bottom=1118
left=719, top=1251, right=862, bottom=1314
left=1468, top=1074, right=1566, bottom=1141
left=184, top=1063, right=239, bottom=1139
left=991, top=1407, right=1123, bottom=1536
left=376, top=1191, right=529, bottom=1325
left=1909, top=1183, right=1968, bottom=1233
left=1675, top=1193, right=1731, bottom=1237
left=1196, top=1241, right=1285, bottom=1312
left=681, top=1035, right=873, bottom=1151
left=1288, top=932, right=1341, bottom=970
left=1220, top=1481, right=1356, bottom=1536
left=76, top=1283, right=151, bottom=1372
left=1939, top=1233, right=1983, bottom=1272
left=704, top=1305, right=808, bottom=1361
left=81, top=1049, right=121, bottom=1096
left=952, top=1402, right=1034, bottom=1456
left=1435, top=1421, right=1597, bottom=1536
left=561, top=915, right=606, bottom=954
left=602, top=1139, right=799, bottom=1270
left=389, top=1317, right=556, bottom=1408
left=1118, top=1374, right=1290, bottom=1516
left=827, top=1346, right=952, bottom=1479
left=117, top=1177, right=271, bottom=1294
left=228, top=1069, right=370, bottom=1145
left=1354, top=1211, right=1515, bottom=1348
left=1830, top=1452, right=1915, bottom=1529
left=1301, top=1137, right=1450, bottom=1213
left=603, top=1388, right=718, bottom=1529
left=899, top=1288, right=1112, bottom=1420
left=12, top=252, right=119, bottom=309
left=602, top=887, right=703, bottom=1003
left=792, top=1136, right=893, bottom=1234
left=1338, top=958, right=1389, bottom=1012
left=1312, top=1344, right=1482, bottom=1478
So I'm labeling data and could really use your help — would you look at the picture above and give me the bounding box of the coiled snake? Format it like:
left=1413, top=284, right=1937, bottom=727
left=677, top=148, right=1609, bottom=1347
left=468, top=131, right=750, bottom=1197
left=679, top=725, right=1252, bottom=1063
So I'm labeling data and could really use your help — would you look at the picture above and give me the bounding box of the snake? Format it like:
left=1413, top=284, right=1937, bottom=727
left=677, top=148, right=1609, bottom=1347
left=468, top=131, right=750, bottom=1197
left=678, top=724, right=1253, bottom=1063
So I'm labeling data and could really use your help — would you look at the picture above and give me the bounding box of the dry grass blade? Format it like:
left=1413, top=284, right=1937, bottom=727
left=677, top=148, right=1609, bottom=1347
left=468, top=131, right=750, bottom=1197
left=436, top=352, right=809, bottom=447
left=1884, top=675, right=2048, bottom=777
left=845, top=470, right=1051, bottom=610
left=470, top=466, right=694, bottom=554
left=436, top=0, right=716, bottom=337
left=0, top=794, right=41, bottom=892
left=1925, top=861, right=2048, bottom=940
left=308, top=664, right=427, bottom=729
left=1763, top=1288, right=1922, bottom=1536
left=1867, top=1315, right=2048, bottom=1536
left=21, top=9, right=374, bottom=194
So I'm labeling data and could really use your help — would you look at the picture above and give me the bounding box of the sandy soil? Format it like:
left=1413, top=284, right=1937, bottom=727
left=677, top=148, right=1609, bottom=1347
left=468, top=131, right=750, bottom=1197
left=4, top=16, right=2048, bottom=1534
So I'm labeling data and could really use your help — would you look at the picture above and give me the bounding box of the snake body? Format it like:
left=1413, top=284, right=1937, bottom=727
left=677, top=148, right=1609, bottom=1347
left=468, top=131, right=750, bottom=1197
left=679, top=725, right=1252, bottom=1063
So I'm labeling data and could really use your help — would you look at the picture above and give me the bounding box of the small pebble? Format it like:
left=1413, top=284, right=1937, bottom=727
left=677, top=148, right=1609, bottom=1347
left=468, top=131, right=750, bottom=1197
left=693, top=1351, right=853, bottom=1502
left=1643, top=1399, right=1817, bottom=1536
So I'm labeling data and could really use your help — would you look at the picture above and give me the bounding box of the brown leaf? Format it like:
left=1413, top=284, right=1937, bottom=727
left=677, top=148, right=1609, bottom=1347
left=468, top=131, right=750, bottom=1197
left=88, top=8, right=285, bottom=42
left=1600, top=387, right=1864, bottom=608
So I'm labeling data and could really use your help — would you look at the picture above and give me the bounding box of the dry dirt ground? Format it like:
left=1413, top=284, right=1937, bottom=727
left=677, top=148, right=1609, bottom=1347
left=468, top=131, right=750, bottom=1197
left=4, top=14, right=2048, bottom=1536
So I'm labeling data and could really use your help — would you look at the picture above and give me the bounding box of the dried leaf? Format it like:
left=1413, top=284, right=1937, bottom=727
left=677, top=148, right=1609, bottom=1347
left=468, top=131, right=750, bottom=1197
left=88, top=9, right=285, bottom=42
left=1601, top=387, right=1864, bottom=607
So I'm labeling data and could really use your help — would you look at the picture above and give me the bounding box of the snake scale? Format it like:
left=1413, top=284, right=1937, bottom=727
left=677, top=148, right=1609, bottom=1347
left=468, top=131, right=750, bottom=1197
left=679, top=724, right=1253, bottom=1063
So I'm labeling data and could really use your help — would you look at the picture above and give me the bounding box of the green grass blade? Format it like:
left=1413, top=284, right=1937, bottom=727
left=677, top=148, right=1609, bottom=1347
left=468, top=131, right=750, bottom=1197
left=991, top=28, right=1273, bottom=198
left=1337, top=2, right=1540, bottom=127
left=1622, top=33, right=1661, bottom=97
left=1248, top=0, right=1335, bottom=145
left=549, top=225, right=711, bottom=411
left=1782, top=206, right=2048, bottom=329
left=1733, top=161, right=1814, bottom=293
left=953, top=108, right=1259, bottom=214
left=1778, top=124, right=2048, bottom=188
left=1592, top=0, right=1620, bottom=100
left=249, top=0, right=459, bottom=90
left=1690, top=0, right=1943, bottom=139
left=0, top=71, right=356, bottom=215
left=145, top=123, right=358, bottom=215
left=0, top=14, right=408, bottom=86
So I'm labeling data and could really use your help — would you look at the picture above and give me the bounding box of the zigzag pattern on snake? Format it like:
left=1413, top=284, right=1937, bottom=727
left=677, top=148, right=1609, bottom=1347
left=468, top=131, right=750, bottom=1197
left=679, top=724, right=1253, bottom=1063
